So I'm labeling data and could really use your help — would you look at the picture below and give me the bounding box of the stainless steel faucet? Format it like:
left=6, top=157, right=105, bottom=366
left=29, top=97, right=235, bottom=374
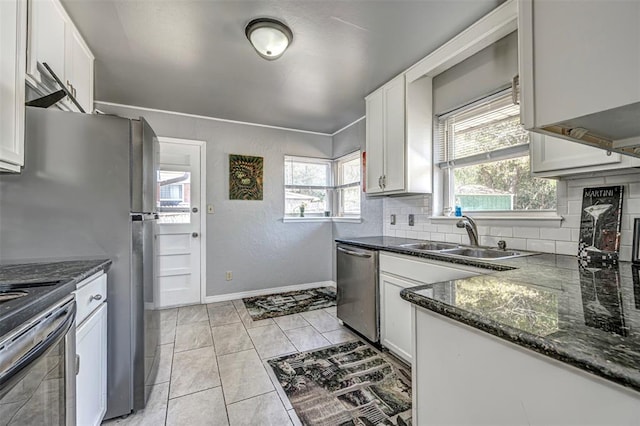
left=456, top=215, right=479, bottom=246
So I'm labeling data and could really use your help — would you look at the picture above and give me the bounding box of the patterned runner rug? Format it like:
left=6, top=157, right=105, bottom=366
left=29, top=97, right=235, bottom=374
left=268, top=341, right=412, bottom=426
left=243, top=286, right=336, bottom=320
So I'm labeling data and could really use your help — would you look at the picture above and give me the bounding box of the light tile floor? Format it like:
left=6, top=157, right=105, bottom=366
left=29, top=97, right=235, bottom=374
left=103, top=300, right=358, bottom=426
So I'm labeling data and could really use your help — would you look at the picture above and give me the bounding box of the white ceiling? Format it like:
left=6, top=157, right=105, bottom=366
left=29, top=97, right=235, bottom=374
left=62, top=0, right=505, bottom=134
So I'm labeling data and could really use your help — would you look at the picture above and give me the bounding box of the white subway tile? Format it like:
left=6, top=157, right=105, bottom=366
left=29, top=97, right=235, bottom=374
left=567, top=200, right=583, bottom=215
left=395, top=230, right=406, bottom=238
left=479, top=235, right=498, bottom=247
left=489, top=227, right=513, bottom=238
left=527, top=239, right=556, bottom=253
left=629, top=182, right=640, bottom=196
left=561, top=215, right=581, bottom=229
left=619, top=245, right=632, bottom=262
left=571, top=228, right=581, bottom=242
left=503, top=238, right=527, bottom=250
left=477, top=226, right=490, bottom=235
left=567, top=177, right=605, bottom=187
left=620, top=230, right=633, bottom=246
left=625, top=198, right=640, bottom=214
left=431, top=233, right=445, bottom=242
left=437, top=225, right=454, bottom=234
left=445, top=234, right=462, bottom=244
left=555, top=241, right=577, bottom=256
left=605, top=174, right=637, bottom=184
left=540, top=227, right=571, bottom=241
left=422, top=224, right=438, bottom=233
left=567, top=187, right=584, bottom=201
left=513, top=227, right=539, bottom=239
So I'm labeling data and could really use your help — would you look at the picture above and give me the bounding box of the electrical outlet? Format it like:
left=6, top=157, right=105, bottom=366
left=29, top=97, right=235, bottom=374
left=390, top=214, right=396, bottom=225
left=225, top=271, right=233, bottom=281
left=408, top=214, right=415, bottom=226
left=207, top=204, right=214, bottom=214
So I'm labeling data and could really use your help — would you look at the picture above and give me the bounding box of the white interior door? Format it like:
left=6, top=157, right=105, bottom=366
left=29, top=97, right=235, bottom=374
left=156, top=139, right=204, bottom=308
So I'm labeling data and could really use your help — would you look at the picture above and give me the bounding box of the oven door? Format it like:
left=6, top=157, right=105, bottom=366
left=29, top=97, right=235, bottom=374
left=0, top=296, right=76, bottom=426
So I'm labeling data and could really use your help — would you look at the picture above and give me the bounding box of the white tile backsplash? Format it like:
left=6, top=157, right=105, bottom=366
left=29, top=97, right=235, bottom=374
left=382, top=172, right=640, bottom=261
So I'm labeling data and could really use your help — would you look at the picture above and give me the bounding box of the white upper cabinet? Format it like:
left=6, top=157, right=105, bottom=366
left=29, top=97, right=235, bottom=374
left=0, top=0, right=27, bottom=172
left=530, top=133, right=640, bottom=177
left=365, top=74, right=432, bottom=196
left=27, top=0, right=94, bottom=113
left=65, top=26, right=94, bottom=113
left=519, top=0, right=640, bottom=157
left=27, top=0, right=66, bottom=84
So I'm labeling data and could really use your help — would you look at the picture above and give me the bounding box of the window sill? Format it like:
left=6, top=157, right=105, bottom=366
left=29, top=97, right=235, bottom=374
left=283, top=217, right=362, bottom=224
left=429, top=215, right=564, bottom=227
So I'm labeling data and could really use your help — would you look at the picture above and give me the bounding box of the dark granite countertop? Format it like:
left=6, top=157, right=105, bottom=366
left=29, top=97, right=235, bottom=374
left=336, top=236, right=640, bottom=394
left=0, top=259, right=111, bottom=337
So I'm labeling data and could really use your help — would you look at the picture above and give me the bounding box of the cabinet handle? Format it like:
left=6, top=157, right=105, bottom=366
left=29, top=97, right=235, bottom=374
left=76, top=354, right=80, bottom=375
left=378, top=176, right=383, bottom=189
left=382, top=175, right=386, bottom=189
left=511, top=75, right=519, bottom=105
left=90, top=294, right=103, bottom=302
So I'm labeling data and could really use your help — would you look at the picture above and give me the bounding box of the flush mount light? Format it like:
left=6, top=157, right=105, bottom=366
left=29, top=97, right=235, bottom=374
left=245, top=18, right=293, bottom=61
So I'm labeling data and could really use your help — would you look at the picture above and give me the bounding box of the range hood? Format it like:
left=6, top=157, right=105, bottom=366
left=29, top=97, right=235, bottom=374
left=539, top=102, right=640, bottom=158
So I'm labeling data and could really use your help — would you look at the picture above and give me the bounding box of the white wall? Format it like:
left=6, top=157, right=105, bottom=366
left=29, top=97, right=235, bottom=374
left=383, top=172, right=640, bottom=261
left=331, top=118, right=384, bottom=280
left=96, top=102, right=334, bottom=297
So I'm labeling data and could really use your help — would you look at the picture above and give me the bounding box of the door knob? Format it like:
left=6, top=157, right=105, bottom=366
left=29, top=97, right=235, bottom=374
left=192, top=232, right=199, bottom=238
left=192, top=207, right=198, bottom=213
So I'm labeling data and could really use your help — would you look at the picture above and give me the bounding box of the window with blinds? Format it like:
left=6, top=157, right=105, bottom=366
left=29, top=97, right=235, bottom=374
left=436, top=90, right=556, bottom=213
left=284, top=151, right=361, bottom=218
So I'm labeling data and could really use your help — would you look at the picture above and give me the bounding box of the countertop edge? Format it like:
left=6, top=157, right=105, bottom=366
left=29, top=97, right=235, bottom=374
left=400, top=287, right=640, bottom=394
left=335, top=239, right=515, bottom=272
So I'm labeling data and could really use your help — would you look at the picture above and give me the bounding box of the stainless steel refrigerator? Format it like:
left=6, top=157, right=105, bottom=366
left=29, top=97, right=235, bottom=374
left=0, top=107, right=160, bottom=419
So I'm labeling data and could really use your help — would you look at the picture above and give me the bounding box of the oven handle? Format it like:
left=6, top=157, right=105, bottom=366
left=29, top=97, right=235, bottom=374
left=0, top=295, right=76, bottom=390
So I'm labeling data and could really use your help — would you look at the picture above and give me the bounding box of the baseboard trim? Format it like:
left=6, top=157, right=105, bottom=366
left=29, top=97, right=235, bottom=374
left=203, top=280, right=336, bottom=304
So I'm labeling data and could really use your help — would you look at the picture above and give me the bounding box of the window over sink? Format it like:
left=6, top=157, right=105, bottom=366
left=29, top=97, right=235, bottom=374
left=436, top=90, right=556, bottom=215
left=284, top=151, right=361, bottom=220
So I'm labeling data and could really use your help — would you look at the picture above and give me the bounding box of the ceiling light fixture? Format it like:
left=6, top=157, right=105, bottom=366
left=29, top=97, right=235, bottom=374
left=245, top=18, right=293, bottom=61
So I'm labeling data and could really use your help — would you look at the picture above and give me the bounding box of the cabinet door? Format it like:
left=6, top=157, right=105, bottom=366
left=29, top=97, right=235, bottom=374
left=77, top=303, right=107, bottom=426
left=530, top=133, right=620, bottom=175
left=0, top=0, right=26, bottom=171
left=65, top=25, right=94, bottom=112
left=365, top=90, right=385, bottom=194
left=27, top=0, right=67, bottom=84
left=383, top=75, right=406, bottom=193
left=522, top=0, right=640, bottom=128
left=380, top=273, right=414, bottom=363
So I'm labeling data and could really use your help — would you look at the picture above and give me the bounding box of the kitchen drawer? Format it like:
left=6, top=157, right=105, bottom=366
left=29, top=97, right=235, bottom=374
left=379, top=252, right=486, bottom=284
left=75, top=272, right=106, bottom=324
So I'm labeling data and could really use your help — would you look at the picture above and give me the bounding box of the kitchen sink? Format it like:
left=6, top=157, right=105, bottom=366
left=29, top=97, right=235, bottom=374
left=398, top=242, right=459, bottom=251
left=439, top=247, right=531, bottom=260
left=394, top=241, right=536, bottom=260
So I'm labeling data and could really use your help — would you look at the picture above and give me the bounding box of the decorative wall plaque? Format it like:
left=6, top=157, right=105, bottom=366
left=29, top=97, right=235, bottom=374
left=229, top=154, right=263, bottom=200
left=578, top=186, right=624, bottom=263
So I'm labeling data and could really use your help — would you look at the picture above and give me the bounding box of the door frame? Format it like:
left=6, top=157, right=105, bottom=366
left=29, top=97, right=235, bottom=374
left=157, top=136, right=207, bottom=305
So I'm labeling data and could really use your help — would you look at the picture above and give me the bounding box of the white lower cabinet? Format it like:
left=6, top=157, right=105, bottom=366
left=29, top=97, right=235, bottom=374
left=380, top=273, right=414, bottom=363
left=412, top=306, right=640, bottom=425
left=74, top=272, right=108, bottom=426
left=379, top=252, right=486, bottom=364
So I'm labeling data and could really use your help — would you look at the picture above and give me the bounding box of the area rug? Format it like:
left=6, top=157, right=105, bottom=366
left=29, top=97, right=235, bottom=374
left=243, top=286, right=336, bottom=320
left=268, top=341, right=412, bottom=426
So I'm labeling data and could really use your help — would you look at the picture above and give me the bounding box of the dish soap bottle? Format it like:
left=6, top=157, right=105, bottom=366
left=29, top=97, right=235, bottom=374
left=454, top=199, right=462, bottom=217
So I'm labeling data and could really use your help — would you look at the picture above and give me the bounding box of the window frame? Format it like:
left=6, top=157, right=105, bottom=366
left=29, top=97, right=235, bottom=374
left=435, top=89, right=557, bottom=217
left=283, top=151, right=362, bottom=221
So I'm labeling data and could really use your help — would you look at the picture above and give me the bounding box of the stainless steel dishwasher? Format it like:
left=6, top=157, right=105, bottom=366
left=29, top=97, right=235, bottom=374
left=336, top=244, right=379, bottom=342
